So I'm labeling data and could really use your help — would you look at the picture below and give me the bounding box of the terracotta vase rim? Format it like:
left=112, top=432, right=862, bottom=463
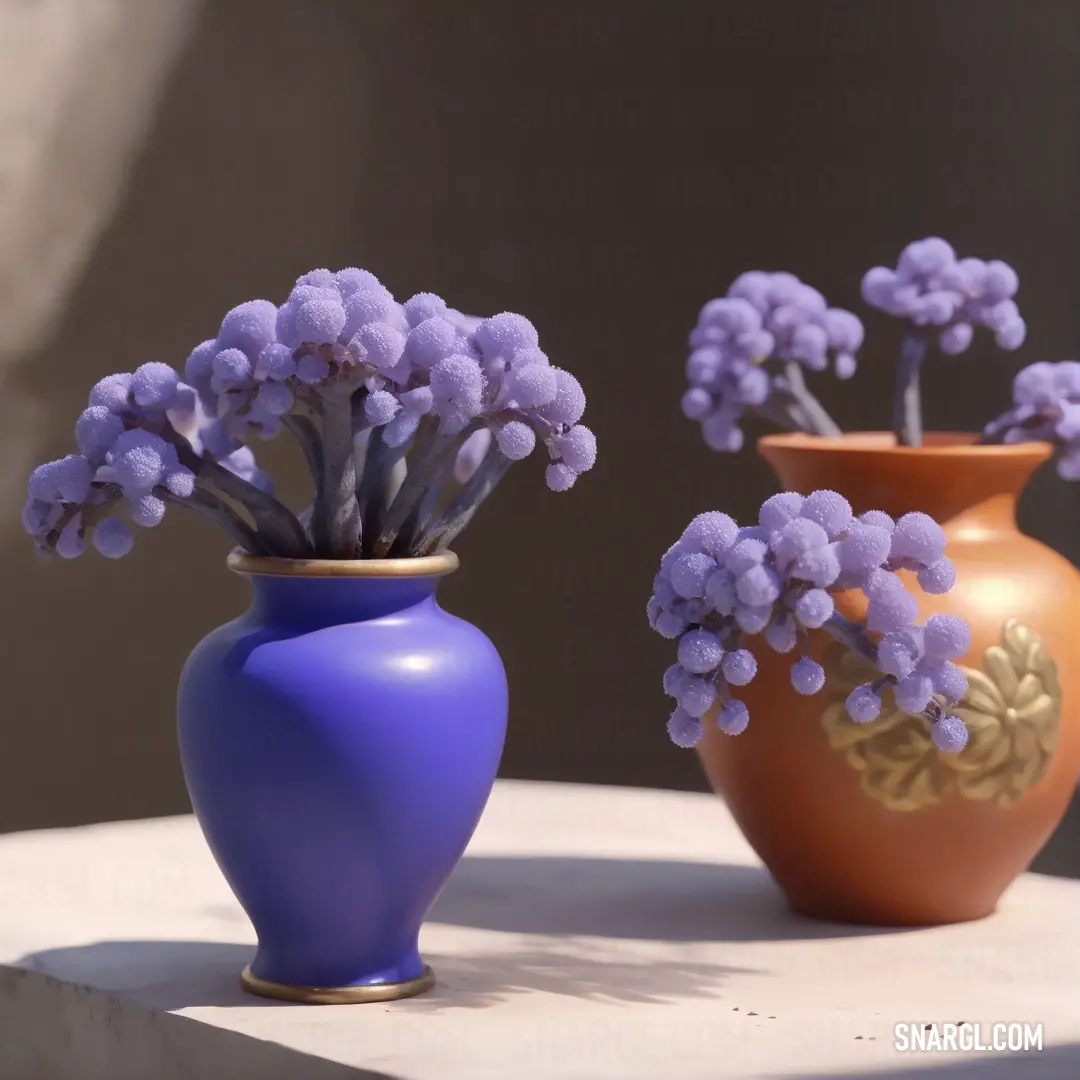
left=226, top=549, right=460, bottom=580
left=758, top=431, right=1053, bottom=464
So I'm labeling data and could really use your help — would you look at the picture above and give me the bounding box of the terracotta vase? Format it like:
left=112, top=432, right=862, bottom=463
left=697, top=431, right=1080, bottom=926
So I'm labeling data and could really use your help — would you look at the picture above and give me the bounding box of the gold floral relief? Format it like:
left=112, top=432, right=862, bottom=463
left=820, top=620, right=1061, bottom=812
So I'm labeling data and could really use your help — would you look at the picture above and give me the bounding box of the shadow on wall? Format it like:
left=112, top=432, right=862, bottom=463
left=0, top=0, right=1079, bottom=871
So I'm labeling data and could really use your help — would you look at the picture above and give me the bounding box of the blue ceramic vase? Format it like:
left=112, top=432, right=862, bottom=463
left=177, top=550, right=507, bottom=1003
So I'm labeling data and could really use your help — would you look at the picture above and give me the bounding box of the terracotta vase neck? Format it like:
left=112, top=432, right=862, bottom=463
left=757, top=432, right=1052, bottom=532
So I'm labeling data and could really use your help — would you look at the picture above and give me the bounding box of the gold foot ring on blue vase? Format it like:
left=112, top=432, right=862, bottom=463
left=240, top=964, right=436, bottom=1004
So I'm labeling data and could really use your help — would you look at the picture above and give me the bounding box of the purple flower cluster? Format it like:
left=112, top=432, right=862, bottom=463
left=23, top=266, right=596, bottom=562
left=647, top=490, right=969, bottom=753
left=682, top=272, right=862, bottom=451
left=23, top=368, right=206, bottom=559
left=186, top=273, right=594, bottom=490
left=861, top=237, right=1025, bottom=355
left=983, top=361, right=1080, bottom=479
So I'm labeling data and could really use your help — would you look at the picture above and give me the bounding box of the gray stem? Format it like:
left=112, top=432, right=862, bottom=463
left=357, top=426, right=408, bottom=555
left=371, top=419, right=480, bottom=558
left=394, top=450, right=457, bottom=556
left=820, top=612, right=880, bottom=666
left=315, top=393, right=361, bottom=559
left=281, top=412, right=324, bottom=488
left=893, top=334, right=927, bottom=448
left=756, top=394, right=809, bottom=433
left=778, top=362, right=842, bottom=437
left=155, top=485, right=269, bottom=554
left=163, top=430, right=309, bottom=557
left=417, top=449, right=513, bottom=554
left=194, top=456, right=310, bottom=558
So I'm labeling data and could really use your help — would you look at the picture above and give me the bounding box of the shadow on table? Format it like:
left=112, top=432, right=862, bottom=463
left=2, top=952, right=388, bottom=1080
left=409, top=943, right=755, bottom=1011
left=14, top=935, right=754, bottom=1011
left=430, top=855, right=917, bottom=942
left=794, top=1043, right=1080, bottom=1080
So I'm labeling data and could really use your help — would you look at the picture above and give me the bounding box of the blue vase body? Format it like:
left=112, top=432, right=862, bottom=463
left=177, top=566, right=507, bottom=989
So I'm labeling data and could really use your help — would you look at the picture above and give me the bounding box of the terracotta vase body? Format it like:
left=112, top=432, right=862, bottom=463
left=697, top=432, right=1080, bottom=925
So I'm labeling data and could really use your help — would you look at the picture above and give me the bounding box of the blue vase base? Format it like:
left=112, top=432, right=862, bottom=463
left=240, top=963, right=435, bottom=1005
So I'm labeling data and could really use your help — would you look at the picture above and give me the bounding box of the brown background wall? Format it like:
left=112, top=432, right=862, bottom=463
left=2, top=0, right=1078, bottom=873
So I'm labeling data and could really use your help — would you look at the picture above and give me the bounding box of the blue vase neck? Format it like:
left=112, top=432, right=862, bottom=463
left=246, top=573, right=443, bottom=629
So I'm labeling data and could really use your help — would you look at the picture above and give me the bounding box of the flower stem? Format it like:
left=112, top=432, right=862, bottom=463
left=155, top=485, right=268, bottom=554
left=281, top=412, right=323, bottom=488
left=194, top=455, right=310, bottom=558
left=417, top=449, right=513, bottom=554
left=371, top=420, right=480, bottom=558
left=820, top=612, right=879, bottom=666
left=314, top=393, right=361, bottom=559
left=767, top=362, right=842, bottom=436
left=893, top=334, right=928, bottom=448
left=161, top=426, right=310, bottom=557
left=356, top=426, right=409, bottom=555
left=394, top=450, right=457, bottom=555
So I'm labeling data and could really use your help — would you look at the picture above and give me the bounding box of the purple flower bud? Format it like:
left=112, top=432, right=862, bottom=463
left=545, top=461, right=577, bottom=492
left=537, top=368, right=587, bottom=426
left=866, top=588, right=919, bottom=633
left=759, top=492, right=804, bottom=534
left=363, top=389, right=401, bottom=427
left=835, top=523, right=891, bottom=574
left=110, top=430, right=170, bottom=495
left=295, top=297, right=347, bottom=345
left=917, top=557, right=956, bottom=594
left=88, top=373, right=133, bottom=412
left=790, top=656, right=826, bottom=695
left=716, top=700, right=750, bottom=735
left=496, top=420, right=536, bottom=460
left=296, top=268, right=337, bottom=289
left=939, top=322, right=974, bottom=355
left=701, top=412, right=744, bottom=453
left=922, top=613, right=970, bottom=662
left=295, top=353, right=330, bottom=384
left=213, top=348, right=252, bottom=386
left=357, top=321, right=407, bottom=371
left=75, top=406, right=125, bottom=461
left=932, top=715, right=969, bottom=753
left=678, top=677, right=717, bottom=718
left=846, top=684, right=882, bottom=723
left=668, top=707, right=704, bottom=747
left=130, top=363, right=181, bottom=408
left=404, top=292, right=447, bottom=327
left=764, top=613, right=797, bottom=653
left=895, top=673, right=933, bottom=714
left=734, top=602, right=772, bottom=634
left=721, top=649, right=757, bottom=686
left=736, top=564, right=781, bottom=606
left=430, top=355, right=485, bottom=425
left=677, top=628, right=724, bottom=674
left=771, top=517, right=830, bottom=569
left=55, top=517, right=85, bottom=559
left=555, top=425, right=597, bottom=473
left=217, top=299, right=278, bottom=357
left=92, top=516, right=134, bottom=559
left=163, top=467, right=196, bottom=499
left=130, top=494, right=167, bottom=528
left=925, top=661, right=967, bottom=703
left=475, top=312, right=539, bottom=360
left=891, top=511, right=946, bottom=567
left=794, top=588, right=834, bottom=628
left=798, top=489, right=853, bottom=539
left=405, top=316, right=461, bottom=370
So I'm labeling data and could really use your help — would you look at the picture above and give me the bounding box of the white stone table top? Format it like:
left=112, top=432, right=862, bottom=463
left=1, top=779, right=1078, bottom=1080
